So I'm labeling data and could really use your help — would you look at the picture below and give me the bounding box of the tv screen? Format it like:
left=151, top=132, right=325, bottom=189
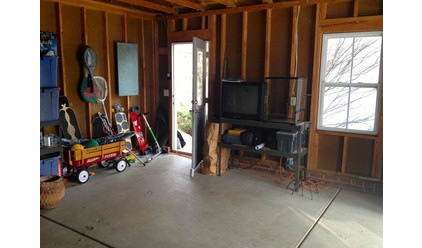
left=221, top=80, right=266, bottom=121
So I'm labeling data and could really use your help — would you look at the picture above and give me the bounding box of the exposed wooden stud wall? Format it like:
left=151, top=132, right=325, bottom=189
left=264, top=9, right=272, bottom=78
left=308, top=2, right=383, bottom=178
left=41, top=0, right=154, bottom=139
left=81, top=7, right=92, bottom=137
left=308, top=3, right=325, bottom=170
left=353, top=0, right=359, bottom=17
left=56, top=3, right=65, bottom=96
left=241, top=11, right=248, bottom=80
left=290, top=6, right=299, bottom=77
left=141, top=19, right=148, bottom=119
left=44, top=0, right=155, bottom=18
left=288, top=6, right=299, bottom=120
left=105, top=12, right=113, bottom=131
left=209, top=15, right=218, bottom=119
left=220, top=14, right=227, bottom=78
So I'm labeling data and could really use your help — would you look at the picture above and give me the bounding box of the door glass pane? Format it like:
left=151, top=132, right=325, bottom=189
left=196, top=49, right=203, bottom=106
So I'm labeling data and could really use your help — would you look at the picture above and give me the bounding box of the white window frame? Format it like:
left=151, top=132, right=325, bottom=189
left=317, top=31, right=383, bottom=135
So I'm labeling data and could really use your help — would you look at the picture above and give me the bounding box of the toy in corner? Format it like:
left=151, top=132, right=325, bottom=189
left=129, top=106, right=147, bottom=154
left=129, top=106, right=163, bottom=161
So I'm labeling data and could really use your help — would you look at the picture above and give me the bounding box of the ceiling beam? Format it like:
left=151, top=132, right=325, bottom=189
left=166, top=0, right=205, bottom=11
left=118, top=0, right=177, bottom=14
left=214, top=0, right=237, bottom=8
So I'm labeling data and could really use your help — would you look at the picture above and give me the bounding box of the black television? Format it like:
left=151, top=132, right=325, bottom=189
left=221, top=79, right=266, bottom=121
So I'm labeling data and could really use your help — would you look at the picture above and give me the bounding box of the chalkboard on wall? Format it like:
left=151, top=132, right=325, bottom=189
left=116, top=42, right=139, bottom=96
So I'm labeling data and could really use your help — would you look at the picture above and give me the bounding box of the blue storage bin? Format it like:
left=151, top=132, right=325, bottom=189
left=40, top=87, right=60, bottom=121
left=40, top=55, right=58, bottom=87
left=40, top=155, right=61, bottom=176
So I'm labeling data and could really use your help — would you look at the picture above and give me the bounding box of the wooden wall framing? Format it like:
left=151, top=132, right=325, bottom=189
left=309, top=1, right=383, bottom=179
left=40, top=0, right=155, bottom=140
left=160, top=0, right=382, bottom=180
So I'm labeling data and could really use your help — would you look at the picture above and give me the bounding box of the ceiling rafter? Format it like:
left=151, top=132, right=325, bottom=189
left=214, top=0, right=237, bottom=8
left=118, top=0, right=177, bottom=14
left=166, top=0, right=205, bottom=11
left=87, top=0, right=355, bottom=17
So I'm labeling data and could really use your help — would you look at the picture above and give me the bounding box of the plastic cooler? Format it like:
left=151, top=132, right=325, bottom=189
left=40, top=55, right=58, bottom=87
left=276, top=131, right=299, bottom=153
left=40, top=87, right=60, bottom=121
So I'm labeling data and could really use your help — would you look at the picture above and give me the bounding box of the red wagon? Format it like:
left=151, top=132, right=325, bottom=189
left=62, top=140, right=129, bottom=184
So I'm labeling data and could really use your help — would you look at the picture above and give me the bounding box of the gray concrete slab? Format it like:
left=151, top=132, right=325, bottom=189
left=40, top=153, right=382, bottom=248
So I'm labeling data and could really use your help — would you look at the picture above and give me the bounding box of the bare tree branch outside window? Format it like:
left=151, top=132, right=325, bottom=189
left=319, top=32, right=382, bottom=133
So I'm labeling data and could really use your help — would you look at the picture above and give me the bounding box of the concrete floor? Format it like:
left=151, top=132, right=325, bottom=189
left=40, top=153, right=383, bottom=248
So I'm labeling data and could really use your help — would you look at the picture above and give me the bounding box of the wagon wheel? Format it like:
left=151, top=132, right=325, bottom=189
left=77, top=169, right=90, bottom=184
left=115, top=158, right=128, bottom=172
left=62, top=164, right=74, bottom=178
left=99, top=160, right=110, bottom=168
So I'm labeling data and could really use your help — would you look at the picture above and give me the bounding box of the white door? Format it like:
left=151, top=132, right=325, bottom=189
left=191, top=37, right=207, bottom=177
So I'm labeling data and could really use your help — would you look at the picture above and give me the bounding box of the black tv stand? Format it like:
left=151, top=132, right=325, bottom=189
left=217, top=118, right=310, bottom=192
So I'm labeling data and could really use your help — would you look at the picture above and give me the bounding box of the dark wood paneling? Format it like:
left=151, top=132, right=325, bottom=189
left=107, top=13, right=125, bottom=110
left=40, top=1, right=57, bottom=32
left=187, top=16, right=203, bottom=30
left=61, top=5, right=85, bottom=136
left=86, top=9, right=106, bottom=119
left=225, top=13, right=242, bottom=79
left=358, top=0, right=383, bottom=16
left=127, top=17, right=143, bottom=110
left=268, top=8, right=291, bottom=76
left=245, top=10, right=266, bottom=81
left=345, top=137, right=374, bottom=177
left=316, top=134, right=343, bottom=171
left=297, top=5, right=315, bottom=79
left=326, top=1, right=354, bottom=19
left=142, top=20, right=155, bottom=122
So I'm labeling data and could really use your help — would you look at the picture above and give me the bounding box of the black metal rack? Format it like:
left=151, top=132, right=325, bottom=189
left=217, top=118, right=310, bottom=192
left=40, top=120, right=62, bottom=156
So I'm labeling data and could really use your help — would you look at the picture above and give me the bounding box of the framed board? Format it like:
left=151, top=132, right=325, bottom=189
left=116, top=42, right=139, bottom=96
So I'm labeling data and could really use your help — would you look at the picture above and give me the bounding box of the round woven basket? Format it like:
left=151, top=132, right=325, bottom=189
left=40, top=175, right=65, bottom=209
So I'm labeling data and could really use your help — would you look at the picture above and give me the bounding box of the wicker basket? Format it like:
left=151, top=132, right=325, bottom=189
left=40, top=175, right=65, bottom=209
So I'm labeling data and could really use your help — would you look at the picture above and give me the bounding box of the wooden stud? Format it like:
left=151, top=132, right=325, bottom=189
left=307, top=3, right=325, bottom=170
left=353, top=0, right=359, bottom=17
left=56, top=2, right=66, bottom=96
left=241, top=11, right=248, bottom=79
left=183, top=18, right=188, bottom=31
left=104, top=12, right=112, bottom=127
left=264, top=9, right=272, bottom=78
left=220, top=14, right=227, bottom=79
left=288, top=6, right=300, bottom=120
left=341, top=136, right=348, bottom=174
left=209, top=15, right=217, bottom=117
left=81, top=7, right=94, bottom=138
left=123, top=14, right=130, bottom=112
left=202, top=16, right=207, bottom=29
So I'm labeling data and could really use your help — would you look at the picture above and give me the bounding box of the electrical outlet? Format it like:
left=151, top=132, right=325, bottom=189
left=290, top=97, right=297, bottom=106
left=163, top=89, right=169, bottom=97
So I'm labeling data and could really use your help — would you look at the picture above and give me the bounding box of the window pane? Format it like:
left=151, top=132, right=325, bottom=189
left=325, top=37, right=353, bottom=83
left=351, top=37, right=382, bottom=84
left=348, top=87, right=377, bottom=131
left=319, top=32, right=381, bottom=134
left=322, top=86, right=348, bottom=128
